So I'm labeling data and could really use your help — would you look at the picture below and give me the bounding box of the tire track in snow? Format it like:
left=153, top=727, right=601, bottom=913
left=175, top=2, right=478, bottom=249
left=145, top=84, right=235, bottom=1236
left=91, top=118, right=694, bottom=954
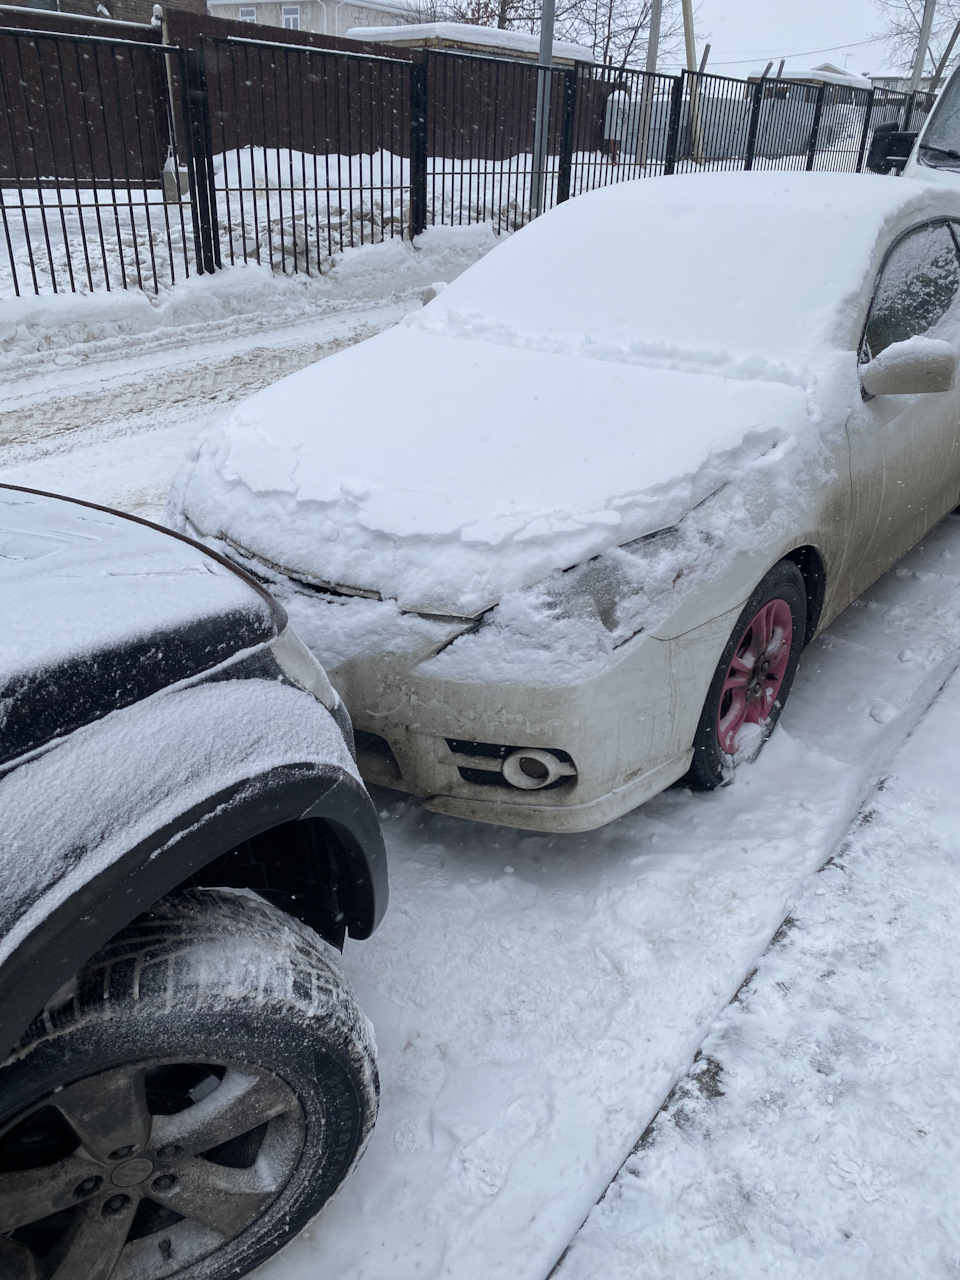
left=0, top=298, right=415, bottom=463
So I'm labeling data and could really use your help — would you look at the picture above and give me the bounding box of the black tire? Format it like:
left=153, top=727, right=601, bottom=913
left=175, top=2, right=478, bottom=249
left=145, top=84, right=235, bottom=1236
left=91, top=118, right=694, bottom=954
left=0, top=889, right=378, bottom=1280
left=685, top=559, right=807, bottom=792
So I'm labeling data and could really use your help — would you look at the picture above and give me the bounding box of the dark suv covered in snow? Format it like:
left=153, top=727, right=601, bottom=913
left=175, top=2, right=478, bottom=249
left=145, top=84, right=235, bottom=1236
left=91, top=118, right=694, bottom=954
left=0, top=485, right=387, bottom=1280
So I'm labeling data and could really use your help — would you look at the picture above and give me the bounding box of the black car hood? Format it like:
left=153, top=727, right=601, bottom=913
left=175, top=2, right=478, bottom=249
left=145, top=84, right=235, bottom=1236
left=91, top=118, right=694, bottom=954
left=1, top=487, right=283, bottom=765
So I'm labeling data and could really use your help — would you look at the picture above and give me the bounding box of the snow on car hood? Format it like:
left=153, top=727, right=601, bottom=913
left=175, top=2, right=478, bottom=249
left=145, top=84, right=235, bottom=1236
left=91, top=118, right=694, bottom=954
left=1, top=488, right=279, bottom=761
left=172, top=325, right=810, bottom=617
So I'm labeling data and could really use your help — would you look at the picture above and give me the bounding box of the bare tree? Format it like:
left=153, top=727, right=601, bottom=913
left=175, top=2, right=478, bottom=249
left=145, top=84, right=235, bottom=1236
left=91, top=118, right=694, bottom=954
left=404, top=0, right=688, bottom=66
left=557, top=0, right=685, bottom=69
left=874, top=0, right=960, bottom=82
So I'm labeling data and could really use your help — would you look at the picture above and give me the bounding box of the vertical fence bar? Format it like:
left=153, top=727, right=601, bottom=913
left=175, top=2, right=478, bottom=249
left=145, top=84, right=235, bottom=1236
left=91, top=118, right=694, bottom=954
left=555, top=66, right=577, bottom=204
left=664, top=74, right=683, bottom=175
left=176, top=45, right=206, bottom=274
left=182, top=41, right=219, bottom=273
left=805, top=84, right=826, bottom=170
left=905, top=90, right=917, bottom=131
left=409, top=54, right=427, bottom=238
left=855, top=87, right=875, bottom=172
left=744, top=78, right=764, bottom=170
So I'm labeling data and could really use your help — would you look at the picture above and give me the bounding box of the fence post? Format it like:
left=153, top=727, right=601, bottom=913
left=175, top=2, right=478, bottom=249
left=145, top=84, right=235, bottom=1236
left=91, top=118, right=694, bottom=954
left=181, top=42, right=219, bottom=274
left=855, top=87, right=876, bottom=171
left=409, top=54, right=428, bottom=238
left=664, top=74, right=683, bottom=174
left=555, top=66, right=578, bottom=203
left=805, top=84, right=826, bottom=170
left=904, top=89, right=917, bottom=130
left=744, top=78, right=764, bottom=170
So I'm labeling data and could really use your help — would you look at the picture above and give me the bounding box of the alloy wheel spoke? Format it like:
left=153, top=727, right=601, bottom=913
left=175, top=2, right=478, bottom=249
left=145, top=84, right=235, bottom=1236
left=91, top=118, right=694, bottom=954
left=729, top=650, right=755, bottom=676
left=54, top=1068, right=152, bottom=1163
left=718, top=689, right=747, bottom=750
left=47, top=1194, right=138, bottom=1280
left=151, top=1071, right=293, bottom=1158
left=156, top=1156, right=278, bottom=1238
left=0, top=1152, right=103, bottom=1233
left=722, top=670, right=750, bottom=691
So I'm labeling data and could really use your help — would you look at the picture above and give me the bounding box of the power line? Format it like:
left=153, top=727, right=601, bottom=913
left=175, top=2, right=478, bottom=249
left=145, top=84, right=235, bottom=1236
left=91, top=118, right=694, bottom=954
left=710, top=34, right=888, bottom=68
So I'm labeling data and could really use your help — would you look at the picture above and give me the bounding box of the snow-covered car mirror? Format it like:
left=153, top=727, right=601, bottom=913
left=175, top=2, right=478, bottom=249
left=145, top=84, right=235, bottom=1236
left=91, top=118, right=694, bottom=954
left=860, top=336, right=959, bottom=397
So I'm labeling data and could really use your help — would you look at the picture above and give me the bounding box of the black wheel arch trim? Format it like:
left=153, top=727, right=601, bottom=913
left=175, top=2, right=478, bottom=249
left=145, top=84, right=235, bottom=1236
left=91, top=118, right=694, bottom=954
left=0, top=763, right=387, bottom=1065
left=784, top=544, right=826, bottom=646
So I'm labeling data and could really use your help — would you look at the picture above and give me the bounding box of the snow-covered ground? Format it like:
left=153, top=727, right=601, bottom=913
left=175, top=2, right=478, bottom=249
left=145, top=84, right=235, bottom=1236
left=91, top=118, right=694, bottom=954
left=556, top=658, right=960, bottom=1280
left=4, top=247, right=960, bottom=1279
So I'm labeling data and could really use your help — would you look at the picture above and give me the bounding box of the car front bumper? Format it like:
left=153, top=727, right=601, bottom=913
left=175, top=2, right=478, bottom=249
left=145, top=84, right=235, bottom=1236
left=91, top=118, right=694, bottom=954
left=282, top=585, right=743, bottom=833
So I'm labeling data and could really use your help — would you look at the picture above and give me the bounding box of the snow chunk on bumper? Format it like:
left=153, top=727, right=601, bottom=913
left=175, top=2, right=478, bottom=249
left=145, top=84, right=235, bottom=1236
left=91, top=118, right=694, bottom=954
left=172, top=327, right=809, bottom=617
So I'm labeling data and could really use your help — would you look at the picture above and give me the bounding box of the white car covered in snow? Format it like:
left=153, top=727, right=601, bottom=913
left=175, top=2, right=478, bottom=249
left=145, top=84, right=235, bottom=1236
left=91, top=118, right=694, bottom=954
left=171, top=171, right=960, bottom=832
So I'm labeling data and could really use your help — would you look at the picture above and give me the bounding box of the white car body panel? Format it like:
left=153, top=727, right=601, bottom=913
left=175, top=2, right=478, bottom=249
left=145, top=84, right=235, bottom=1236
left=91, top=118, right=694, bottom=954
left=171, top=173, right=960, bottom=831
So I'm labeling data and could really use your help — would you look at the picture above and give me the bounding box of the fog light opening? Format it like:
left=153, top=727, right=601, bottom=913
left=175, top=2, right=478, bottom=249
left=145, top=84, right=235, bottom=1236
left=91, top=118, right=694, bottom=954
left=502, top=748, right=574, bottom=791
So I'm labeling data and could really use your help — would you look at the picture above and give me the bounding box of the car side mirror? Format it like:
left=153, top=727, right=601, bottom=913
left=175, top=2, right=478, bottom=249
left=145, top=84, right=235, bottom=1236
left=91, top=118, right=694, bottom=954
left=866, top=123, right=917, bottom=174
left=860, top=336, right=959, bottom=396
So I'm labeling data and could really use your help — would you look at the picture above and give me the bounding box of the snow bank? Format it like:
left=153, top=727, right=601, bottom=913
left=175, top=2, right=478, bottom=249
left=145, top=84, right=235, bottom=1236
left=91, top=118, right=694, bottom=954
left=0, top=222, right=497, bottom=365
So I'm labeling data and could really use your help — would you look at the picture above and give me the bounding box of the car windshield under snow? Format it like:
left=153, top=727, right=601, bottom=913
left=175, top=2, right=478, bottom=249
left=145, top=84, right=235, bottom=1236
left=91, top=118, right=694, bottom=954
left=921, top=75, right=960, bottom=167
left=410, top=171, right=935, bottom=368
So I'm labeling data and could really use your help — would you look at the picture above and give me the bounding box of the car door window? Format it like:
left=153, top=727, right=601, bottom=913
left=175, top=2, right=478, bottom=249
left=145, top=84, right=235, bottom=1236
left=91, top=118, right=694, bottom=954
left=861, top=222, right=960, bottom=363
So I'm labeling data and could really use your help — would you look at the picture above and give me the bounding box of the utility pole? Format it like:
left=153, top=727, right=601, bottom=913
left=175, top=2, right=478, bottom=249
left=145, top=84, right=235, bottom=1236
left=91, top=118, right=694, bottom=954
left=529, top=0, right=555, bottom=218
left=909, top=0, right=938, bottom=94
left=637, top=0, right=663, bottom=167
left=645, top=0, right=662, bottom=76
left=680, top=0, right=703, bottom=162
left=681, top=0, right=696, bottom=72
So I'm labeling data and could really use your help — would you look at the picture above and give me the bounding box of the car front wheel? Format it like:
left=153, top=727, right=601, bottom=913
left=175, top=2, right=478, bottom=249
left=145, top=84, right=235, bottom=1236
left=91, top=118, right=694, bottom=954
left=0, top=888, right=378, bottom=1280
left=685, top=559, right=807, bottom=791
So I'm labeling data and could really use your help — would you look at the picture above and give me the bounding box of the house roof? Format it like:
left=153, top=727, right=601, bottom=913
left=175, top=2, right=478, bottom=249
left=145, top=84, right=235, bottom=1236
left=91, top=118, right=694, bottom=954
left=344, top=21, right=595, bottom=63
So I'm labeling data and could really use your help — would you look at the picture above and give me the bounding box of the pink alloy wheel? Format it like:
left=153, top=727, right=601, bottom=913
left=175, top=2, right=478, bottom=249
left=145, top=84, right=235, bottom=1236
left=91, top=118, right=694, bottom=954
left=716, top=598, right=794, bottom=755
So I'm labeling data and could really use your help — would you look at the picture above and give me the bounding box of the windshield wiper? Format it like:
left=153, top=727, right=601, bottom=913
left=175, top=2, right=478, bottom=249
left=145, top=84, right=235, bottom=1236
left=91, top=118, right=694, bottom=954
left=920, top=142, right=960, bottom=160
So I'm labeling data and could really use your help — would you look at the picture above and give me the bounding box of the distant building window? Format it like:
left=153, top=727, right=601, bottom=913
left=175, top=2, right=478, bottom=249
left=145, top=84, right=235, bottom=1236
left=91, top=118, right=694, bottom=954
left=238, top=6, right=256, bottom=18
left=282, top=4, right=300, bottom=27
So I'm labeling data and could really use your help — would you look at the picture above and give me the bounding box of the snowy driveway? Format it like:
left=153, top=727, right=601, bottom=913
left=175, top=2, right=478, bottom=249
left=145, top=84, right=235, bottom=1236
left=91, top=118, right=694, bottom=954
left=4, top=282, right=960, bottom=1279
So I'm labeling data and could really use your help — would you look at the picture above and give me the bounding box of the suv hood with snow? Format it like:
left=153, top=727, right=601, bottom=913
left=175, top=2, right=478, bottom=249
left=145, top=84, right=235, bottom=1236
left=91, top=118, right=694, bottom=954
left=172, top=324, right=811, bottom=617
left=1, top=487, right=282, bottom=763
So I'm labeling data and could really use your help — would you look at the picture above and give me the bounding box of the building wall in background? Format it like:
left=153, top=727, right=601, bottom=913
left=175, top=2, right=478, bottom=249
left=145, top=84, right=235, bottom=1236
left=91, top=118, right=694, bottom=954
left=206, top=0, right=410, bottom=36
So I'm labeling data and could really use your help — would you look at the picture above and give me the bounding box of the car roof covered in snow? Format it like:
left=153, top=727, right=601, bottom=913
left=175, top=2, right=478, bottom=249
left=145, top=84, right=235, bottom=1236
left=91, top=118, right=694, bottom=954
left=1, top=487, right=281, bottom=762
left=412, top=171, right=960, bottom=367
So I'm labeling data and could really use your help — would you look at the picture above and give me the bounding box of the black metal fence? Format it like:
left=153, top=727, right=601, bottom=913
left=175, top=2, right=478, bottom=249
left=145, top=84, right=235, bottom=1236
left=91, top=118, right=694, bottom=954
left=203, top=35, right=412, bottom=271
left=0, top=25, right=207, bottom=295
left=0, top=10, right=940, bottom=298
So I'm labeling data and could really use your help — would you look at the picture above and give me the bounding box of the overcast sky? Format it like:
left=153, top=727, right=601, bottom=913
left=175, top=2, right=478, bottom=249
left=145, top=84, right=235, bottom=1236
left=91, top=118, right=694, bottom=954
left=687, top=0, right=897, bottom=79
